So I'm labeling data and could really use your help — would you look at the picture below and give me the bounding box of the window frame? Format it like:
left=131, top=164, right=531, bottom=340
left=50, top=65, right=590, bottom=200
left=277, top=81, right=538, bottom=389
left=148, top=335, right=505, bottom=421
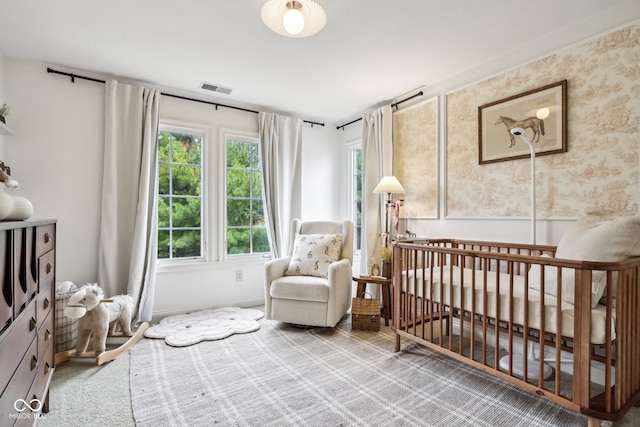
left=220, top=129, right=268, bottom=261
left=157, top=122, right=209, bottom=265
left=347, top=141, right=362, bottom=254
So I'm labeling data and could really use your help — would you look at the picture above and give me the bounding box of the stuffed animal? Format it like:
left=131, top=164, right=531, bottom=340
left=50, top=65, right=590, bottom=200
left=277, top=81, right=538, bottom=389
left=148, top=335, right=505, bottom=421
left=64, top=283, right=135, bottom=356
left=0, top=162, right=19, bottom=188
left=0, top=161, right=33, bottom=221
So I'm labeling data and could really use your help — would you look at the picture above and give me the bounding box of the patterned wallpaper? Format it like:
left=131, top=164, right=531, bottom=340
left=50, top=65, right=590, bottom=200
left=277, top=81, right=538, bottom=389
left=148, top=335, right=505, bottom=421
left=442, top=24, right=639, bottom=218
left=393, top=97, right=438, bottom=218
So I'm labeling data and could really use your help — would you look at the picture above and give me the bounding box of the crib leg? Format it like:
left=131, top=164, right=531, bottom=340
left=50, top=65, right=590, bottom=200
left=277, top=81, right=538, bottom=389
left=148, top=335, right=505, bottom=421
left=587, top=416, right=601, bottom=427
left=395, top=334, right=400, bottom=352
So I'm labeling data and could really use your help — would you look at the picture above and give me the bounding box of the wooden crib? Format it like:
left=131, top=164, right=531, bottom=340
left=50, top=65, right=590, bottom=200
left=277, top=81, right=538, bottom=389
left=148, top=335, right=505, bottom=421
left=391, top=238, right=640, bottom=427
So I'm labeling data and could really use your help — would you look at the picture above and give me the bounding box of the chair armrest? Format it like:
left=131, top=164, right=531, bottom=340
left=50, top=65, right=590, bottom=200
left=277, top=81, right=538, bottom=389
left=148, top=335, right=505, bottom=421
left=264, top=256, right=291, bottom=320
left=328, top=258, right=351, bottom=281
left=326, top=258, right=353, bottom=324
left=265, top=256, right=291, bottom=283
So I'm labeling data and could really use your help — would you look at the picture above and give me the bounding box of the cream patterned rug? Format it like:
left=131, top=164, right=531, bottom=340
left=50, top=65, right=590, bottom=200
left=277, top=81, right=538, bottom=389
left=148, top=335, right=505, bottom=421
left=143, top=307, right=264, bottom=347
left=129, top=315, right=600, bottom=427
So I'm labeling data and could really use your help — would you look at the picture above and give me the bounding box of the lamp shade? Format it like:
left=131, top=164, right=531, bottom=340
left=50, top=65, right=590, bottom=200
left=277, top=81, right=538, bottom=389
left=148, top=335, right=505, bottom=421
left=261, top=0, right=326, bottom=38
left=374, top=176, right=406, bottom=194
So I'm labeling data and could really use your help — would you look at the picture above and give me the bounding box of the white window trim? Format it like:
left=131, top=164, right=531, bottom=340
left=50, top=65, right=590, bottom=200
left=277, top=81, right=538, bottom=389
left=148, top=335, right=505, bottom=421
left=220, top=128, right=266, bottom=262
left=346, top=139, right=362, bottom=255
left=157, top=120, right=211, bottom=267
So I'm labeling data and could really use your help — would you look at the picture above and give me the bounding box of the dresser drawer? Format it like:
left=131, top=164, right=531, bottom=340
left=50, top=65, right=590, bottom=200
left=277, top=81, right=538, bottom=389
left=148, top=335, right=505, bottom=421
left=0, top=338, right=38, bottom=422
left=29, top=319, right=53, bottom=420
left=38, top=251, right=55, bottom=294
left=36, top=225, right=55, bottom=258
left=36, top=280, right=53, bottom=325
left=0, top=300, right=37, bottom=394
left=37, top=310, right=53, bottom=365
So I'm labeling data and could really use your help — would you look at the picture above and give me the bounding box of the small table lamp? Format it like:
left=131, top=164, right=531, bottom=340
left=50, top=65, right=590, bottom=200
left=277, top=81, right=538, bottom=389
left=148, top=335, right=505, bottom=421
left=374, top=176, right=406, bottom=247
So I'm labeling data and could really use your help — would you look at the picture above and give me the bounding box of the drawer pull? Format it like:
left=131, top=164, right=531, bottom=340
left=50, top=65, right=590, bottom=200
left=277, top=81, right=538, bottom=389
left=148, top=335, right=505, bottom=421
left=30, top=317, right=37, bottom=331
left=45, top=329, right=51, bottom=341
left=44, top=233, right=51, bottom=244
left=46, top=263, right=52, bottom=274
left=43, top=298, right=50, bottom=309
left=44, top=362, right=51, bottom=374
left=31, top=355, right=38, bottom=371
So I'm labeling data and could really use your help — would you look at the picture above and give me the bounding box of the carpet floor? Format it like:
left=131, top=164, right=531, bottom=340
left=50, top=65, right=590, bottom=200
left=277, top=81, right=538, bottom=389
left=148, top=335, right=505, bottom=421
left=40, top=311, right=640, bottom=426
left=129, top=314, right=638, bottom=427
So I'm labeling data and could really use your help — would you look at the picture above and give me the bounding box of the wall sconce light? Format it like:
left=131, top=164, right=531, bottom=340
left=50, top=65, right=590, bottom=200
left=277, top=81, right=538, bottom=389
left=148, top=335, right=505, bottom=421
left=374, top=176, right=406, bottom=247
left=261, top=0, right=327, bottom=38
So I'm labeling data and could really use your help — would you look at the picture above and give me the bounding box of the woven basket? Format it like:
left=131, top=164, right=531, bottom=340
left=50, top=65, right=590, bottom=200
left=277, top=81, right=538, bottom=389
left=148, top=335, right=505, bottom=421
left=351, top=292, right=380, bottom=331
left=55, top=291, right=78, bottom=353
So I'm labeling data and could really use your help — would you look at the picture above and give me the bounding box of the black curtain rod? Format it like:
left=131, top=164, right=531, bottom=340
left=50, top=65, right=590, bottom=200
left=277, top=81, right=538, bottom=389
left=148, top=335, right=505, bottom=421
left=336, top=90, right=424, bottom=130
left=46, top=67, right=325, bottom=128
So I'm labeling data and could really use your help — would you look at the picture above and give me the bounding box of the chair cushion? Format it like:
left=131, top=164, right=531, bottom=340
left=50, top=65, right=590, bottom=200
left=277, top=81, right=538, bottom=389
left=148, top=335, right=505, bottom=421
left=270, top=276, right=330, bottom=303
left=285, top=233, right=343, bottom=278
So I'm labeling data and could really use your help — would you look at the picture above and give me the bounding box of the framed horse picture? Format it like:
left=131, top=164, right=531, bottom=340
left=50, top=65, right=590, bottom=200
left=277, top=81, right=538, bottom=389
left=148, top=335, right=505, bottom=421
left=478, top=80, right=567, bottom=164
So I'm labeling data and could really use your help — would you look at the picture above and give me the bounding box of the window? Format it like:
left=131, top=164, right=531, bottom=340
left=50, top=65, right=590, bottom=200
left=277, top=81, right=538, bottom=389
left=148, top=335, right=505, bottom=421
left=157, top=127, right=204, bottom=260
left=226, top=135, right=269, bottom=255
left=350, top=146, right=362, bottom=251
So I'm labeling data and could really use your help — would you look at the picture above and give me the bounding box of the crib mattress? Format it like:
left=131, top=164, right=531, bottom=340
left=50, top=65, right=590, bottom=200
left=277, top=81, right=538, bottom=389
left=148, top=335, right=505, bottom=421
left=401, top=265, right=615, bottom=344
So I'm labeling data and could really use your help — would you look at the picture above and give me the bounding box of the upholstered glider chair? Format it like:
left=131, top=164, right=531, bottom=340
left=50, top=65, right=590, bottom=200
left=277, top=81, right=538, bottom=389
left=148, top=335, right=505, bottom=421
left=264, top=219, right=354, bottom=327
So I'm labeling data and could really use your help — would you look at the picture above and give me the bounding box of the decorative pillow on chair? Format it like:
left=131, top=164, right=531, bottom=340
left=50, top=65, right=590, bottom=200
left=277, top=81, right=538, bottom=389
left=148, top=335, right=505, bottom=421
left=554, top=215, right=640, bottom=307
left=286, top=233, right=344, bottom=278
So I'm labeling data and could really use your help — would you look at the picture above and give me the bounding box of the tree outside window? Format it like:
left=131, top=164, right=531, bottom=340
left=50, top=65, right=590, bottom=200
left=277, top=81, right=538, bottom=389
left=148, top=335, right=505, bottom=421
left=226, top=136, right=269, bottom=255
left=157, top=128, right=203, bottom=260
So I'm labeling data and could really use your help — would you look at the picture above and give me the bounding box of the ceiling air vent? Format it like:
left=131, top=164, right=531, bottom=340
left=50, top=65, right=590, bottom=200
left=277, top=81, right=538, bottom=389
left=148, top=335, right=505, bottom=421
left=200, top=82, right=233, bottom=95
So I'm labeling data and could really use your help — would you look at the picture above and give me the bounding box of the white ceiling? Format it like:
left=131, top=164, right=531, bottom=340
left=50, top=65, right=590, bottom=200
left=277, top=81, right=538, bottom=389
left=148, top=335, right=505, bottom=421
left=1, top=0, right=639, bottom=125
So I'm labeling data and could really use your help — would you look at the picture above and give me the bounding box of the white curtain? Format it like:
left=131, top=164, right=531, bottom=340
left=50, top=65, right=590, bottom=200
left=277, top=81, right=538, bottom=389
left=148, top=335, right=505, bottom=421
left=259, top=112, right=302, bottom=258
left=98, top=80, right=160, bottom=323
left=361, top=105, right=393, bottom=276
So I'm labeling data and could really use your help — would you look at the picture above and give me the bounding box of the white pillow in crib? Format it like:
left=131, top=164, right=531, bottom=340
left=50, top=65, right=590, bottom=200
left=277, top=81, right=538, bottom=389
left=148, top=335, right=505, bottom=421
left=527, top=254, right=604, bottom=308
left=554, top=215, right=640, bottom=306
left=285, top=233, right=343, bottom=278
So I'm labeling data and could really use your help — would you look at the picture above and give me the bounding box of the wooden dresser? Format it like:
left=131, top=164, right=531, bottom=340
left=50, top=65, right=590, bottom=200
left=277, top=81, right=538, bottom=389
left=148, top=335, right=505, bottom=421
left=0, top=220, right=56, bottom=426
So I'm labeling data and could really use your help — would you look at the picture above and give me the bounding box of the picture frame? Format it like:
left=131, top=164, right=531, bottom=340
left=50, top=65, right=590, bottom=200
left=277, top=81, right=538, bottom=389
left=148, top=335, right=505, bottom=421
left=478, top=80, right=567, bottom=164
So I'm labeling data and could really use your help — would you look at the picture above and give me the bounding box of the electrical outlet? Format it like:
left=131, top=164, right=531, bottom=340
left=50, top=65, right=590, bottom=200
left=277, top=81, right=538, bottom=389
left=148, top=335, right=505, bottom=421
left=235, top=270, right=243, bottom=282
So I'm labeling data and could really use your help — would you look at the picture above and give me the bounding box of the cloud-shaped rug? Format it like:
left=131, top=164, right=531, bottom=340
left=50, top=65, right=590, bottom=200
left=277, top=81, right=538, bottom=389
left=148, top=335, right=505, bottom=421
left=144, top=307, right=264, bottom=347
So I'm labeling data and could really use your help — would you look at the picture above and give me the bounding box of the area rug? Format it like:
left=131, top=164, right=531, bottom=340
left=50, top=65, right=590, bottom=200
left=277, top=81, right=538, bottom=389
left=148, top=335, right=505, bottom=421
left=143, top=307, right=264, bottom=346
left=130, top=314, right=591, bottom=427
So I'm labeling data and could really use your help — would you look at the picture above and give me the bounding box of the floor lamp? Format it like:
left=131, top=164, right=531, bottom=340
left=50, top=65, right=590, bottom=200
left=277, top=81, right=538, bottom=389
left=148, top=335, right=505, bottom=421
left=498, top=126, right=552, bottom=380
left=373, top=176, right=405, bottom=248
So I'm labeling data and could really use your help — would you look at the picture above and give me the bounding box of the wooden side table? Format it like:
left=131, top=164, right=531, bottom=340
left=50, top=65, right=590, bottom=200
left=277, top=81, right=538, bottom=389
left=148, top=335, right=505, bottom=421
left=352, top=275, right=392, bottom=326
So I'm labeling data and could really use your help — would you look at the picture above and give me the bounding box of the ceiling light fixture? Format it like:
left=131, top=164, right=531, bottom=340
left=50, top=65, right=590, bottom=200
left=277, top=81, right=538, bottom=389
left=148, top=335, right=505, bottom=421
left=261, top=0, right=326, bottom=38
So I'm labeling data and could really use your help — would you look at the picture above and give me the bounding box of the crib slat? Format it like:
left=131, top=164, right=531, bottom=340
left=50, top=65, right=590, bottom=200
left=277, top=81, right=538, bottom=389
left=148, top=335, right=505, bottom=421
left=493, top=263, right=500, bottom=370
left=506, top=262, right=515, bottom=376
left=482, top=261, right=488, bottom=366
left=536, top=263, right=544, bottom=388
left=554, top=265, right=562, bottom=397
left=470, top=255, right=477, bottom=362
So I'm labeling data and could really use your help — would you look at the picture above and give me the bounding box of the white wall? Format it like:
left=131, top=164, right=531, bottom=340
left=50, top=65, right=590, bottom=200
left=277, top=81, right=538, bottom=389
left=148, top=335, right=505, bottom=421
left=300, top=123, right=343, bottom=221
left=0, top=54, right=4, bottom=160
left=4, top=59, right=104, bottom=284
left=1, top=57, right=343, bottom=317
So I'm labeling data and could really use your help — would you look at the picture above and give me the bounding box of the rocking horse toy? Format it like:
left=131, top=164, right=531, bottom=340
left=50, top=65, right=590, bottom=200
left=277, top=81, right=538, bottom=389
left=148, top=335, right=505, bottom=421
left=56, top=283, right=148, bottom=365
